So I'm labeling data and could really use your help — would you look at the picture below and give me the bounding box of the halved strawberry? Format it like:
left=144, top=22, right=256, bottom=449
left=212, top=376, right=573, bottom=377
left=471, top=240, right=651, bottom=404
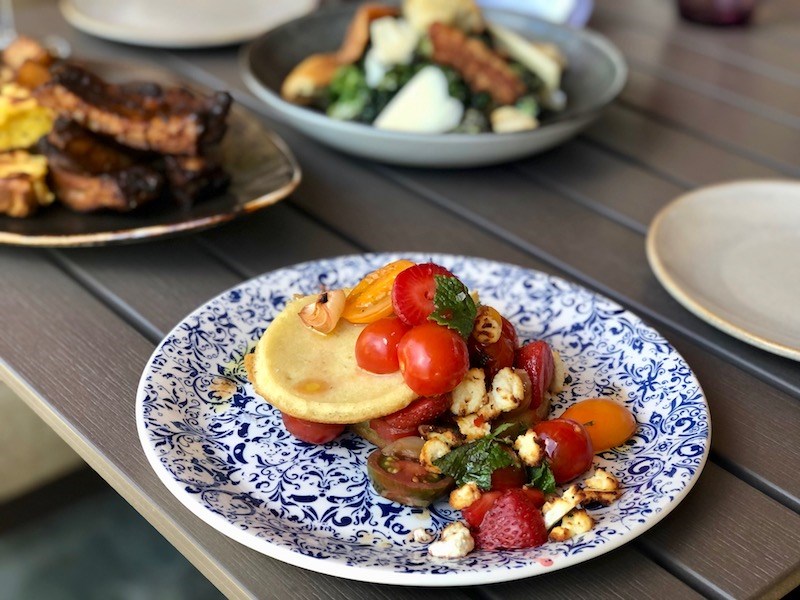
left=515, top=340, right=555, bottom=410
left=475, top=488, right=548, bottom=550
left=380, top=394, right=452, bottom=430
left=461, top=490, right=502, bottom=528
left=391, top=263, right=455, bottom=326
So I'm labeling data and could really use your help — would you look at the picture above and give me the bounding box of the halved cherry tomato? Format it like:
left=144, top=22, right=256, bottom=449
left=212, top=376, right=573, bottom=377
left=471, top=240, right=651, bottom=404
left=355, top=317, right=410, bottom=374
left=491, top=465, right=527, bottom=491
left=461, top=490, right=502, bottom=528
left=367, top=450, right=454, bottom=507
left=560, top=398, right=637, bottom=452
left=281, top=413, right=344, bottom=444
left=397, top=323, right=469, bottom=396
left=391, top=262, right=455, bottom=326
left=521, top=487, right=546, bottom=508
left=342, top=259, right=415, bottom=324
left=515, top=340, right=555, bottom=409
left=533, top=418, right=594, bottom=484
left=490, top=445, right=526, bottom=490
left=469, top=318, right=518, bottom=378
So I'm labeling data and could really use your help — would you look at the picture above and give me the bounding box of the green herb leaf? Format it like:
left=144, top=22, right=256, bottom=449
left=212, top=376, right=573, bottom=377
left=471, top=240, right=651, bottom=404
left=433, top=424, right=514, bottom=490
left=528, top=461, right=557, bottom=495
left=429, top=275, right=478, bottom=339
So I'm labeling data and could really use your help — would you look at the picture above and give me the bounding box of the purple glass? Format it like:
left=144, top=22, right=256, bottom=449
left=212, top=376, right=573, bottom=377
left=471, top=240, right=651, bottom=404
left=677, top=0, right=756, bottom=26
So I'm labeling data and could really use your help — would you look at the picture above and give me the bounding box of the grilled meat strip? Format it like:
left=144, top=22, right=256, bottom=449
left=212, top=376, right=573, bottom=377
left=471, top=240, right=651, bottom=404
left=40, top=119, right=163, bottom=212
left=429, top=22, right=525, bottom=106
left=163, top=155, right=230, bottom=208
left=36, top=64, right=232, bottom=156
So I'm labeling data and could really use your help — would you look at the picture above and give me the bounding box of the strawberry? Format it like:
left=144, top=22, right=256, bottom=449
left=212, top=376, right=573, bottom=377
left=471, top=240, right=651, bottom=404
left=474, top=488, right=548, bottom=550
left=381, top=394, right=451, bottom=429
left=515, top=340, right=555, bottom=409
left=391, top=263, right=454, bottom=326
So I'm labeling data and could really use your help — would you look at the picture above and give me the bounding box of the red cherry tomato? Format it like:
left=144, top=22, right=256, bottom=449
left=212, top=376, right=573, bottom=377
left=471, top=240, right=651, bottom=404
left=355, top=317, right=411, bottom=374
left=391, top=262, right=455, bottom=326
left=469, top=318, right=518, bottom=378
left=461, top=490, right=502, bottom=528
left=515, top=340, right=555, bottom=409
left=397, top=323, right=469, bottom=396
left=281, top=413, right=344, bottom=445
left=533, top=418, right=594, bottom=484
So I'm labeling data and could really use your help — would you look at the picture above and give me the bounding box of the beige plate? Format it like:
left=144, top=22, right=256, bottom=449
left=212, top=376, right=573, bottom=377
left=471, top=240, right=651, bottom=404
left=0, top=60, right=300, bottom=247
left=647, top=180, right=800, bottom=361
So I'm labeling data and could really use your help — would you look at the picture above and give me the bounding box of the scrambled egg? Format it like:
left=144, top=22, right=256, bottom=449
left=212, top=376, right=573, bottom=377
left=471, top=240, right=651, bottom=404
left=0, top=83, right=53, bottom=152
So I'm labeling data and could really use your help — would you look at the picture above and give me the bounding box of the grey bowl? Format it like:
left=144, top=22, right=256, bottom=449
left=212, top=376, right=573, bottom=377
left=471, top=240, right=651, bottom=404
left=241, top=5, right=626, bottom=168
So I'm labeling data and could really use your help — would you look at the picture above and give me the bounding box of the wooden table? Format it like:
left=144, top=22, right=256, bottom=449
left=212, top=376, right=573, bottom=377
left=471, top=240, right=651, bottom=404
left=2, top=0, right=799, bottom=598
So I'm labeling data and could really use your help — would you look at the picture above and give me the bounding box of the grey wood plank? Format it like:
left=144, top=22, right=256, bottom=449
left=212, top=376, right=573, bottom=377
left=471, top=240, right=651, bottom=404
left=0, top=248, right=475, bottom=600
left=639, top=463, right=800, bottom=600
left=582, top=104, right=786, bottom=186
left=617, top=69, right=799, bottom=175
left=593, top=0, right=800, bottom=81
left=598, top=26, right=800, bottom=125
left=484, top=547, right=703, bottom=600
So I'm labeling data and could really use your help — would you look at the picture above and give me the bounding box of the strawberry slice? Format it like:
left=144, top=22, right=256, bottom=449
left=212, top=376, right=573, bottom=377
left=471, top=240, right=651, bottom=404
left=475, top=488, right=548, bottom=550
left=381, top=394, right=451, bottom=429
left=515, top=340, right=555, bottom=409
left=391, top=263, right=454, bottom=326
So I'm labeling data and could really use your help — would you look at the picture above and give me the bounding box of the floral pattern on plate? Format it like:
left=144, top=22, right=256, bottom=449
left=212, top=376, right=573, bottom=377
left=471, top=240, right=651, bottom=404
left=137, top=253, right=709, bottom=585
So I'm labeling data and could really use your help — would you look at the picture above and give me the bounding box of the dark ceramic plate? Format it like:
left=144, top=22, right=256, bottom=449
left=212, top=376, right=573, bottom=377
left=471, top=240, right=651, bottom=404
left=0, top=61, right=301, bottom=247
left=241, top=4, right=626, bottom=167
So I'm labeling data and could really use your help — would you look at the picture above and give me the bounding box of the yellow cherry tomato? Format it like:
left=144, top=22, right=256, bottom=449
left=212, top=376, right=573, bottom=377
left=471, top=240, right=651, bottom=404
left=341, top=260, right=415, bottom=324
left=560, top=398, right=636, bottom=452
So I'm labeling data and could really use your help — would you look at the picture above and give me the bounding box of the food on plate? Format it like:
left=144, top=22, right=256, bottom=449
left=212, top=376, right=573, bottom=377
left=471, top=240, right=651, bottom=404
left=281, top=0, right=568, bottom=134
left=0, top=36, right=233, bottom=218
left=36, top=64, right=231, bottom=156
left=0, top=151, right=53, bottom=217
left=246, top=259, right=636, bottom=558
left=39, top=119, right=164, bottom=212
left=0, top=84, right=54, bottom=152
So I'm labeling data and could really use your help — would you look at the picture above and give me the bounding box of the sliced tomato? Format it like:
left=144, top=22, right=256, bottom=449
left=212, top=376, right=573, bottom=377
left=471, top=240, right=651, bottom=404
left=515, top=340, right=555, bottom=409
left=534, top=418, right=594, bottom=484
left=367, top=450, right=454, bottom=507
left=521, top=487, right=546, bottom=508
left=469, top=318, right=518, bottom=378
left=391, top=262, right=455, bottom=326
left=461, top=490, right=502, bottom=528
left=560, top=398, right=637, bottom=452
left=342, top=259, right=415, bottom=324
left=491, top=465, right=527, bottom=491
left=281, top=413, right=344, bottom=444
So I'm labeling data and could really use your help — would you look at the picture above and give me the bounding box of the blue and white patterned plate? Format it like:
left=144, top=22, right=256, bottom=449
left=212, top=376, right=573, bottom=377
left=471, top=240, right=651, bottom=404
left=137, top=253, right=710, bottom=586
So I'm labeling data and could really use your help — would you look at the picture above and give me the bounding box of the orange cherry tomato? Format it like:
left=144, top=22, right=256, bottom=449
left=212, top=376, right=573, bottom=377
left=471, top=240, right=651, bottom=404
left=560, top=398, right=636, bottom=452
left=342, top=260, right=415, bottom=324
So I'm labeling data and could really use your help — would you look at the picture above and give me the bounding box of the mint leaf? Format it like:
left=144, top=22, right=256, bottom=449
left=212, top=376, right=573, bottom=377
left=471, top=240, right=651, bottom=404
left=433, top=424, right=514, bottom=490
left=528, top=462, right=557, bottom=494
left=429, top=275, right=478, bottom=339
